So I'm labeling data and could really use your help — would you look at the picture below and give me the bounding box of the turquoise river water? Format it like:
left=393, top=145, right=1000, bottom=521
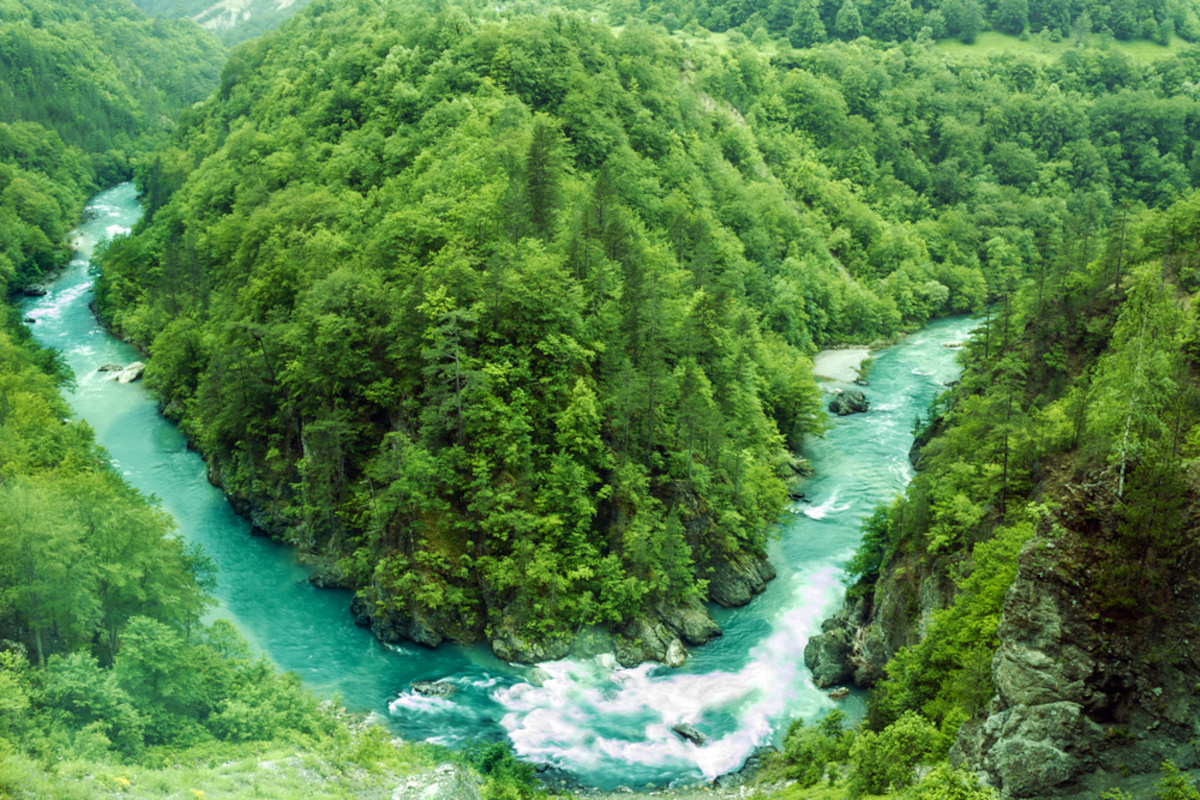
left=20, top=183, right=978, bottom=789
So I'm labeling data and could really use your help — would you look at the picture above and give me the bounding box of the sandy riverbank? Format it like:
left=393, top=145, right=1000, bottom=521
left=811, top=348, right=870, bottom=383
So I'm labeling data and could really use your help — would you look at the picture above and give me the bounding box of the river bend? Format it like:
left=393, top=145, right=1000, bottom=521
left=21, top=183, right=976, bottom=789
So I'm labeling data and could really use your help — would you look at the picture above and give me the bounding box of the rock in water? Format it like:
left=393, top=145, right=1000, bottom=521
left=21, top=284, right=47, bottom=297
left=664, top=637, right=687, bottom=667
left=116, top=361, right=146, bottom=383
left=97, top=364, right=123, bottom=372
left=411, top=680, right=458, bottom=698
left=804, top=622, right=855, bottom=688
left=828, top=389, right=869, bottom=416
left=828, top=687, right=850, bottom=700
left=672, top=722, right=706, bottom=746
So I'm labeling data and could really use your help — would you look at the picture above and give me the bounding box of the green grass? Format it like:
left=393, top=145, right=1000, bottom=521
left=934, top=30, right=1185, bottom=63
left=0, top=733, right=438, bottom=800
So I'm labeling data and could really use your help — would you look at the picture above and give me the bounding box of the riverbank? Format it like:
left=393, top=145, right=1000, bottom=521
left=811, top=348, right=870, bottom=383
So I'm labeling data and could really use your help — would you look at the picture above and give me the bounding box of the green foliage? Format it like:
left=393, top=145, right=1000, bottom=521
left=1156, top=761, right=1200, bottom=800
left=849, top=710, right=940, bottom=795
left=871, top=519, right=1034, bottom=728
left=780, top=710, right=855, bottom=787
left=844, top=502, right=900, bottom=599
left=457, top=740, right=540, bottom=800
left=901, top=763, right=998, bottom=799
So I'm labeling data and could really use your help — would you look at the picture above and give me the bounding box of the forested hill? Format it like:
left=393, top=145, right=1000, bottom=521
left=0, top=0, right=225, bottom=293
left=97, top=0, right=1200, bottom=661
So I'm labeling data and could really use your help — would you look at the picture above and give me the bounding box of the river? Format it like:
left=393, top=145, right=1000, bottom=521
left=21, top=182, right=977, bottom=789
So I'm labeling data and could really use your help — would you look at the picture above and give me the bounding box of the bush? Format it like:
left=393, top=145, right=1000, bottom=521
left=903, top=763, right=998, bottom=799
left=458, top=740, right=538, bottom=800
left=780, top=710, right=855, bottom=787
left=849, top=711, right=939, bottom=795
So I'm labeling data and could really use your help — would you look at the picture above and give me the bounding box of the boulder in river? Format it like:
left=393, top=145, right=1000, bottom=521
left=828, top=389, right=869, bottom=416
left=672, top=722, right=706, bottom=746
left=664, top=638, right=687, bottom=667
left=97, top=363, right=123, bottom=372
left=411, top=680, right=458, bottom=698
left=804, top=621, right=855, bottom=689
left=21, top=284, right=47, bottom=297
left=23, top=317, right=35, bottom=324
left=116, top=361, right=146, bottom=383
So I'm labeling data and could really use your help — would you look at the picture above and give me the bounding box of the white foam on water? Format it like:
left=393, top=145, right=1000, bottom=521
left=494, top=567, right=846, bottom=783
left=388, top=692, right=455, bottom=714
left=802, top=493, right=850, bottom=520
left=105, top=224, right=131, bottom=237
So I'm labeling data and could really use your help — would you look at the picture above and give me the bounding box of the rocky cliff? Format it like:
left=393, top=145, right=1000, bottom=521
left=805, top=546, right=955, bottom=689
left=952, top=479, right=1200, bottom=797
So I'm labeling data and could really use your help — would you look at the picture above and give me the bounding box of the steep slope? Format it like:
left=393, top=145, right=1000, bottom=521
left=0, top=0, right=225, bottom=292
left=806, top=190, right=1200, bottom=795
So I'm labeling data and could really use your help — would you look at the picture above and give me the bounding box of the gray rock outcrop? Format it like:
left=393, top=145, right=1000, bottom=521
left=954, top=523, right=1200, bottom=797
left=21, top=284, right=47, bottom=297
left=391, top=764, right=481, bottom=800
left=350, top=592, right=483, bottom=650
left=804, top=619, right=854, bottom=689
left=706, top=550, right=776, bottom=607
left=828, top=390, right=869, bottom=416
left=490, top=620, right=571, bottom=664
left=614, top=597, right=721, bottom=667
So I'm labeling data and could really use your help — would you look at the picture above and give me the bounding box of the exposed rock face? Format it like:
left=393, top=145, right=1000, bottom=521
left=671, top=722, right=706, bottom=745
left=804, top=617, right=854, bottom=688
left=350, top=591, right=483, bottom=650
left=953, top=529, right=1200, bottom=797
left=614, top=597, right=721, bottom=667
left=664, top=638, right=687, bottom=667
left=807, top=552, right=952, bottom=690
left=490, top=622, right=571, bottom=664
left=828, top=389, right=869, bottom=416
left=391, top=763, right=481, bottom=800
left=705, top=550, right=776, bottom=607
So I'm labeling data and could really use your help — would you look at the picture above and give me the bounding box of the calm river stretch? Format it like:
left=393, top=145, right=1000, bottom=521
left=22, top=183, right=977, bottom=789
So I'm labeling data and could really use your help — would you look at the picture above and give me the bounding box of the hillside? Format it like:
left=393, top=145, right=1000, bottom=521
left=0, top=0, right=225, bottom=292
left=799, top=189, right=1200, bottom=795
left=95, top=0, right=1200, bottom=673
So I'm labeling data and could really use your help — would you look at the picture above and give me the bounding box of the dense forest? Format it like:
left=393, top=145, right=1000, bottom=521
left=8, top=0, right=1200, bottom=792
left=773, top=180, right=1200, bottom=799
left=95, top=0, right=1200, bottom=666
left=0, top=0, right=225, bottom=291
